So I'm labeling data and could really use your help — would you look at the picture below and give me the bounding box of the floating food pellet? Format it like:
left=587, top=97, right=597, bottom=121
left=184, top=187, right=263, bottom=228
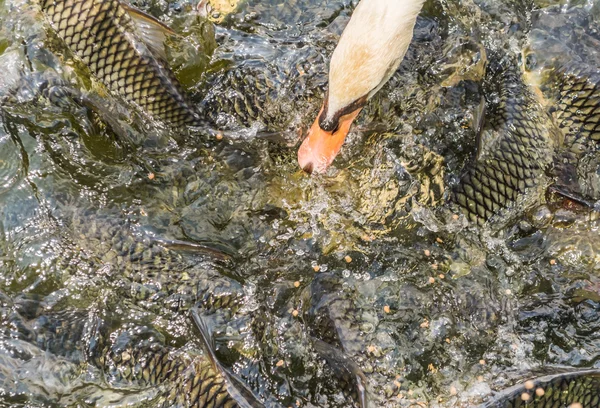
left=524, top=380, right=534, bottom=390
left=294, top=281, right=300, bottom=288
left=384, top=305, right=391, bottom=314
left=438, top=273, right=445, bottom=279
left=276, top=360, right=284, bottom=367
left=292, top=310, right=299, bottom=317
left=428, top=277, right=435, bottom=284
left=477, top=376, right=484, bottom=382
left=535, top=388, right=545, bottom=397
left=570, top=403, right=583, bottom=408
left=521, top=392, right=530, bottom=402
left=432, top=263, right=438, bottom=270
left=505, top=289, right=512, bottom=295
left=344, top=255, right=352, bottom=263
left=216, top=132, right=224, bottom=141
left=424, top=249, right=431, bottom=257
left=397, top=393, right=404, bottom=399
left=436, top=237, right=443, bottom=243
left=420, top=319, right=429, bottom=328
left=367, top=345, right=376, bottom=353
left=550, top=259, right=556, bottom=265
left=312, top=265, right=320, bottom=272
left=452, top=214, right=459, bottom=220
left=450, top=386, right=458, bottom=395
left=445, top=338, right=451, bottom=344
left=479, top=359, right=485, bottom=365
left=148, top=172, right=155, bottom=180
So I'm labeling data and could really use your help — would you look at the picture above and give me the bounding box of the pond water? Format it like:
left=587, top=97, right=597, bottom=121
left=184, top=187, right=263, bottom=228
left=0, top=0, right=599, bottom=406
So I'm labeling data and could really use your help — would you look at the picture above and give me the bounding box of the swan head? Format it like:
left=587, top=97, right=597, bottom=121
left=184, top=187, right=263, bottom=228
left=298, top=0, right=425, bottom=174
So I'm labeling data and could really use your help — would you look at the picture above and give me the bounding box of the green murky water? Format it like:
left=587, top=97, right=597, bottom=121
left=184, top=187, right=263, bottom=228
left=0, top=0, right=599, bottom=406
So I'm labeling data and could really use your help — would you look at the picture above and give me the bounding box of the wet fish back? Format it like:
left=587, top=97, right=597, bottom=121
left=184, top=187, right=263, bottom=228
left=41, top=0, right=202, bottom=127
left=453, top=55, right=554, bottom=224
left=483, top=370, right=600, bottom=408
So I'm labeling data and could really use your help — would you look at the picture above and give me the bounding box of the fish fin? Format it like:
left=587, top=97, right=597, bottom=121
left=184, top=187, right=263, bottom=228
left=122, top=4, right=176, bottom=61
left=312, top=338, right=370, bottom=408
left=473, top=96, right=488, bottom=161
left=190, top=308, right=265, bottom=408
left=153, top=237, right=233, bottom=262
left=550, top=152, right=600, bottom=208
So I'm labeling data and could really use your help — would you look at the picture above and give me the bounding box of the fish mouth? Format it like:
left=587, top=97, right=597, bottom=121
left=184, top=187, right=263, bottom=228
left=297, top=104, right=363, bottom=174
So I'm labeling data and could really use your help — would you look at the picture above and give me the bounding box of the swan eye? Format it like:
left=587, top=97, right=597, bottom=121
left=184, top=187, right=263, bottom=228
left=524, top=53, right=538, bottom=71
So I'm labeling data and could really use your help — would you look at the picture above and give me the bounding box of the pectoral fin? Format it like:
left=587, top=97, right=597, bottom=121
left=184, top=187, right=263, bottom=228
left=123, top=3, right=177, bottom=61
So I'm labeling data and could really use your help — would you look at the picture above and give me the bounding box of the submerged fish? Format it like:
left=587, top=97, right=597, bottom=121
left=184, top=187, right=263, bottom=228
left=482, top=370, right=600, bottom=408
left=41, top=0, right=203, bottom=127
left=521, top=6, right=600, bottom=203
left=191, top=308, right=265, bottom=408
left=453, top=53, right=556, bottom=225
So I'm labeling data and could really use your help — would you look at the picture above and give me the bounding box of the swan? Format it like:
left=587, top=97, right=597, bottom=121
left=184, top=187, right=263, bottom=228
left=297, top=0, right=426, bottom=173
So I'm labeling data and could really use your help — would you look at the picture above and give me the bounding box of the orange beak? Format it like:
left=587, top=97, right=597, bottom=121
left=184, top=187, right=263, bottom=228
left=298, top=104, right=363, bottom=174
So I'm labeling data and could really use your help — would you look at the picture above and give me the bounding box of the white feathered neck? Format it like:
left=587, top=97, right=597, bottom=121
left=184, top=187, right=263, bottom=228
left=324, top=0, right=426, bottom=123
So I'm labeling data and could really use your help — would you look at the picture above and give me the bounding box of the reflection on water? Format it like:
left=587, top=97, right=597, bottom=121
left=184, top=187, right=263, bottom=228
left=0, top=0, right=599, bottom=407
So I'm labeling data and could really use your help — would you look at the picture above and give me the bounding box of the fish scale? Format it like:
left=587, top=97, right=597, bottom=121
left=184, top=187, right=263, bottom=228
left=545, top=65, right=600, bottom=151
left=41, top=0, right=203, bottom=127
left=104, top=341, right=239, bottom=407
left=482, top=370, right=600, bottom=407
left=453, top=55, right=554, bottom=225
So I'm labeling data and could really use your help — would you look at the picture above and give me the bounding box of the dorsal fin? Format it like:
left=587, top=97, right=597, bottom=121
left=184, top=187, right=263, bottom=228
left=473, top=95, right=489, bottom=161
left=190, top=308, right=266, bottom=408
left=122, top=3, right=177, bottom=61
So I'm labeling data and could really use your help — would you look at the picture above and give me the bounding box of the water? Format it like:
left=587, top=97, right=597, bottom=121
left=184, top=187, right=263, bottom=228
left=0, top=0, right=599, bottom=407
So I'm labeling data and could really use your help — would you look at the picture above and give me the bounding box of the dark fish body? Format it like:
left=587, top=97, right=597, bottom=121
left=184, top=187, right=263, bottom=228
left=522, top=7, right=600, bottom=202
left=453, top=54, right=554, bottom=224
left=482, top=370, right=600, bottom=407
left=104, top=341, right=240, bottom=408
left=41, top=0, right=203, bottom=127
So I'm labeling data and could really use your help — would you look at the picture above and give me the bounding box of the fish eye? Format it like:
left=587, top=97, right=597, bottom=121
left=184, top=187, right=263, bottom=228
left=524, top=53, right=537, bottom=71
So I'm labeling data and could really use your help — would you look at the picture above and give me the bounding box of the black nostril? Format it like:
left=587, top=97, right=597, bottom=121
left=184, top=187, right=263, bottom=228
left=302, top=162, right=314, bottom=174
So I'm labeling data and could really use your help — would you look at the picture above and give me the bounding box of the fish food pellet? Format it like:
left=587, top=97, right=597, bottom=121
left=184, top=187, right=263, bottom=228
left=276, top=360, right=284, bottom=367
left=424, top=249, right=431, bottom=256
left=450, top=386, right=457, bottom=395
left=312, top=265, right=320, bottom=272
left=216, top=132, right=224, bottom=140
left=293, top=281, right=300, bottom=288
left=479, top=359, right=485, bottom=365
left=535, top=388, right=545, bottom=397
left=344, top=255, right=352, bottom=263
left=524, top=380, right=534, bottom=390
left=521, top=392, right=530, bottom=402
left=550, top=259, right=556, bottom=265
left=148, top=172, right=155, bottom=180
left=428, top=277, right=435, bottom=284
left=292, top=309, right=299, bottom=317
left=384, top=305, right=391, bottom=313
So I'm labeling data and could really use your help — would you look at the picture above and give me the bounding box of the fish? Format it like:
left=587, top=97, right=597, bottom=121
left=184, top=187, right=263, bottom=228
left=40, top=0, right=203, bottom=127
left=190, top=307, right=266, bottom=408
left=521, top=6, right=600, bottom=203
left=62, top=208, right=240, bottom=315
left=452, top=53, right=556, bottom=225
left=481, top=370, right=600, bottom=407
